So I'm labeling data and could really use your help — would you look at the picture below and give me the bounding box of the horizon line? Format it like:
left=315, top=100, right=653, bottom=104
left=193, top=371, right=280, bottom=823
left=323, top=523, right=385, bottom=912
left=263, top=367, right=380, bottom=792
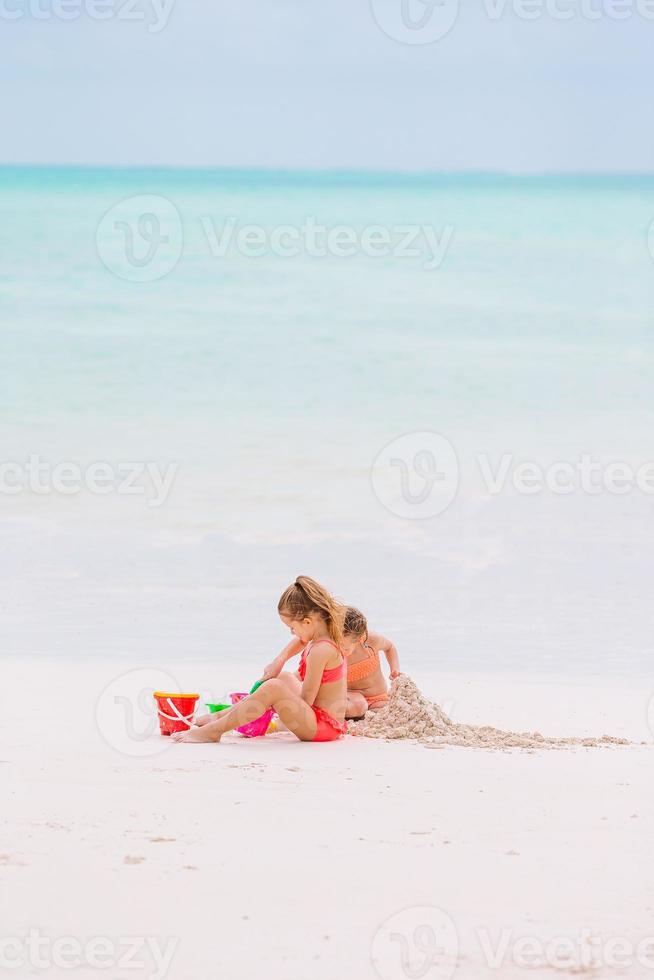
left=1, top=162, right=654, bottom=180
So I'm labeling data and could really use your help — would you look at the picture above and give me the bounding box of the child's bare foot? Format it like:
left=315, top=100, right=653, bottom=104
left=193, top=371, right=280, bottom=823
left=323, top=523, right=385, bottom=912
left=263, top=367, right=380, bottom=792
left=171, top=726, right=222, bottom=743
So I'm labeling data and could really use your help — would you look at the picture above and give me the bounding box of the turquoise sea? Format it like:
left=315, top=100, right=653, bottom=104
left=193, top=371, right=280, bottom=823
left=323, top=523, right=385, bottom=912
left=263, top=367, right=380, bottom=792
left=1, top=167, right=653, bottom=677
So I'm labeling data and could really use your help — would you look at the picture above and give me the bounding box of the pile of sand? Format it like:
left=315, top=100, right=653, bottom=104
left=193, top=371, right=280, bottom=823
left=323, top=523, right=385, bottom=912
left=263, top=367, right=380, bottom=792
left=348, top=674, right=630, bottom=749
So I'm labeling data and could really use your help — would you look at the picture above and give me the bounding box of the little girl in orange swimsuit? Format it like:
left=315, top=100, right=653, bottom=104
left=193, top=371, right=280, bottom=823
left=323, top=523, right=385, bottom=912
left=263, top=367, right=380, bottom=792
left=173, top=576, right=348, bottom=744
left=340, top=607, right=401, bottom=718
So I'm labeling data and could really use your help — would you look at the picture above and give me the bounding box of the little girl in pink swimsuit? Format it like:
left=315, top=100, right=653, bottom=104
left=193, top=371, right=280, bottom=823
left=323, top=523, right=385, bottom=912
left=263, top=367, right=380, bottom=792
left=173, top=576, right=348, bottom=744
left=262, top=606, right=401, bottom=720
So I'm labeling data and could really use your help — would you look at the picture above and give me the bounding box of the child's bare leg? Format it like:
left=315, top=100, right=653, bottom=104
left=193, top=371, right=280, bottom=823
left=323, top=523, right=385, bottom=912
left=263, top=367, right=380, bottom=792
left=195, top=675, right=298, bottom=728
left=345, top=691, right=368, bottom=719
left=171, top=679, right=317, bottom=743
left=194, top=676, right=298, bottom=732
left=277, top=671, right=302, bottom=696
left=272, top=689, right=320, bottom=741
left=195, top=708, right=235, bottom=727
left=271, top=674, right=301, bottom=730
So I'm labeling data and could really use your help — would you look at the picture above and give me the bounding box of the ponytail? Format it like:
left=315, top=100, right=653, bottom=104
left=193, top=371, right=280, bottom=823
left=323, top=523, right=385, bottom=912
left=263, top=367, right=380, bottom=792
left=278, top=575, right=345, bottom=646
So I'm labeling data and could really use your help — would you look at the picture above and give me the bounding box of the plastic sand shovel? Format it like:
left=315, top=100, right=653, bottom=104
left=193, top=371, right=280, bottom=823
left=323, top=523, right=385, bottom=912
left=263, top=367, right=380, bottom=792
left=153, top=692, right=199, bottom=735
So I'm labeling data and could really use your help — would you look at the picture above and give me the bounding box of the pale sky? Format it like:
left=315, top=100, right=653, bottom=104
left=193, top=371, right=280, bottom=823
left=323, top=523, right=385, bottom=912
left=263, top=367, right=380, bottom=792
left=1, top=0, right=652, bottom=172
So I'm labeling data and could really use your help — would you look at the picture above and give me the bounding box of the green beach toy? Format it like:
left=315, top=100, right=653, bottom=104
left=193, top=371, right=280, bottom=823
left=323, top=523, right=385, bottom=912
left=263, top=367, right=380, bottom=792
left=205, top=683, right=262, bottom=714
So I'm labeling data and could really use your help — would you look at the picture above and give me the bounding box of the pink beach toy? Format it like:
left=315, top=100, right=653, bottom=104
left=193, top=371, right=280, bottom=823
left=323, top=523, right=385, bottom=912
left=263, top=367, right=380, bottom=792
left=229, top=692, right=275, bottom=738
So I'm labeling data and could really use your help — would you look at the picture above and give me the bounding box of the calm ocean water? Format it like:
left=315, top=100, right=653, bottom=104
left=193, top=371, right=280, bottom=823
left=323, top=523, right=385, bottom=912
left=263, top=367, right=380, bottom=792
left=1, top=167, right=653, bottom=677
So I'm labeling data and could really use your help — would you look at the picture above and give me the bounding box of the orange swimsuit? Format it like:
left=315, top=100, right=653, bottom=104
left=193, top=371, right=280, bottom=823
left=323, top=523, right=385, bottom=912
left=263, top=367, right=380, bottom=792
left=346, top=644, right=389, bottom=707
left=298, top=641, right=348, bottom=742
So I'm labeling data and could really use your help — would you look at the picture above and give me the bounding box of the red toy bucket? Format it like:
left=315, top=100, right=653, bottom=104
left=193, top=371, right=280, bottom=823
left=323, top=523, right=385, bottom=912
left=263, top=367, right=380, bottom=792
left=154, top=692, right=199, bottom=735
left=229, top=692, right=275, bottom=737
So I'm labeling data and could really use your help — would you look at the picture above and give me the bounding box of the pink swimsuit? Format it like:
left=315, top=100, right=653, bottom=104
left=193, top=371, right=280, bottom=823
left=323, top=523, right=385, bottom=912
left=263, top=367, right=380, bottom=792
left=298, top=640, right=348, bottom=742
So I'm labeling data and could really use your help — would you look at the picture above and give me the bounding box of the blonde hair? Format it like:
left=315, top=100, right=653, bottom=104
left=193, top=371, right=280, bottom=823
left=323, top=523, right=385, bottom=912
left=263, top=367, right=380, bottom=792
left=278, top=576, right=345, bottom=646
left=344, top=606, right=368, bottom=640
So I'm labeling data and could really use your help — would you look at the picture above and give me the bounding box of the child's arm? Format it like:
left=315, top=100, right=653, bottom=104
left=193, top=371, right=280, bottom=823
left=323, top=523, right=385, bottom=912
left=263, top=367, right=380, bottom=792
left=369, top=630, right=401, bottom=679
left=262, top=636, right=304, bottom=680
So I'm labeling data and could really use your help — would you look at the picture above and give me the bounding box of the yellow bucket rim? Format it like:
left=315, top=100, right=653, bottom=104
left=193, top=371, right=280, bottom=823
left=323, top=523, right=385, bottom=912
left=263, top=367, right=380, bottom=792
left=153, top=691, right=199, bottom=698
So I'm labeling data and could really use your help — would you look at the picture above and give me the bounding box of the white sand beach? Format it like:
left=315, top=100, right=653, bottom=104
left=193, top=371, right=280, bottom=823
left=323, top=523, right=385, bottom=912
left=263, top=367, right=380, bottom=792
left=3, top=658, right=653, bottom=980
left=4, top=6, right=654, bottom=978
